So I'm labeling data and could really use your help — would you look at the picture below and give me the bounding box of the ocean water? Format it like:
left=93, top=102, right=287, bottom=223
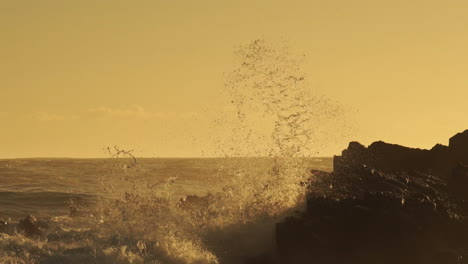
left=0, top=157, right=332, bottom=264
left=0, top=40, right=343, bottom=263
left=0, top=158, right=332, bottom=220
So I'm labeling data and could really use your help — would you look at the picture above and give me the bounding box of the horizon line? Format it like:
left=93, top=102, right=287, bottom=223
left=0, top=155, right=335, bottom=160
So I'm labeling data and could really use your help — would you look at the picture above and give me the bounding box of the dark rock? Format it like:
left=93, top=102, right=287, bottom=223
left=334, top=130, right=468, bottom=194
left=276, top=170, right=467, bottom=263
left=19, top=214, right=45, bottom=237
left=244, top=252, right=273, bottom=264
left=0, top=220, right=6, bottom=231
left=449, top=163, right=468, bottom=201
left=0, top=220, right=13, bottom=234
left=275, top=130, right=468, bottom=264
left=450, top=130, right=468, bottom=155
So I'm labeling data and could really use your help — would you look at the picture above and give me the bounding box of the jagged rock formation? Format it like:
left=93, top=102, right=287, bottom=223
left=274, top=130, right=468, bottom=264
left=334, top=130, right=468, bottom=179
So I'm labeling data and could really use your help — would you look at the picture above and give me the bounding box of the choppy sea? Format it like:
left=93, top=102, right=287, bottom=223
left=0, top=158, right=332, bottom=219
left=0, top=157, right=332, bottom=264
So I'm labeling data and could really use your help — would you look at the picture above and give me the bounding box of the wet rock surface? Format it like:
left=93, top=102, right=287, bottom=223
left=0, top=220, right=15, bottom=235
left=334, top=130, right=468, bottom=180
left=19, top=215, right=42, bottom=237
left=0, top=214, right=50, bottom=238
left=276, top=169, right=467, bottom=264
left=274, top=130, right=468, bottom=264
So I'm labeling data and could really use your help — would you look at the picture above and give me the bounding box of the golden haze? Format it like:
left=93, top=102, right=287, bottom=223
left=1, top=0, right=467, bottom=158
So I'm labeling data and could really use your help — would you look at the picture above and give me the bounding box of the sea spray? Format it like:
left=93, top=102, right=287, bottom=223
left=95, top=148, right=219, bottom=264
left=90, top=40, right=329, bottom=263
left=0, top=39, right=344, bottom=264
left=91, top=39, right=345, bottom=263
left=209, top=39, right=338, bottom=217
left=194, top=39, right=347, bottom=261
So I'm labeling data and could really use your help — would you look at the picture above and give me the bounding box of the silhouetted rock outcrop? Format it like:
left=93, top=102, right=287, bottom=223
left=274, top=130, right=468, bottom=264
left=335, top=130, right=468, bottom=179
left=334, top=130, right=468, bottom=199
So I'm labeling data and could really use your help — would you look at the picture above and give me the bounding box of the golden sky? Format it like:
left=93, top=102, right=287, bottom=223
left=1, top=0, right=467, bottom=158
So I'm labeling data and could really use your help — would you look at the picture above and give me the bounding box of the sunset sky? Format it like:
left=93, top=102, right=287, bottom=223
left=1, top=0, right=467, bottom=158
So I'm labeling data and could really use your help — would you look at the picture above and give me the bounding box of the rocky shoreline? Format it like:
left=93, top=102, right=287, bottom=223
left=2, top=131, right=468, bottom=264
left=274, top=130, right=468, bottom=264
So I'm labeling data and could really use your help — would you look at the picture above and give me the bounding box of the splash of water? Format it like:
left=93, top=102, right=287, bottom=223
left=0, top=39, right=345, bottom=264
left=91, top=39, right=331, bottom=263
left=208, top=39, right=344, bottom=222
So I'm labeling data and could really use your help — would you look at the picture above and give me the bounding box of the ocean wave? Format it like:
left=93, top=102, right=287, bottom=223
left=0, top=192, right=97, bottom=219
left=0, top=39, right=341, bottom=264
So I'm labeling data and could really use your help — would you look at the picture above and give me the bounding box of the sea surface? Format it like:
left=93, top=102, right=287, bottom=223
left=0, top=158, right=332, bottom=220
left=0, top=157, right=332, bottom=263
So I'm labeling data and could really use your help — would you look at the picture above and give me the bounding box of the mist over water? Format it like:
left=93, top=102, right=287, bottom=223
left=0, top=39, right=342, bottom=264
